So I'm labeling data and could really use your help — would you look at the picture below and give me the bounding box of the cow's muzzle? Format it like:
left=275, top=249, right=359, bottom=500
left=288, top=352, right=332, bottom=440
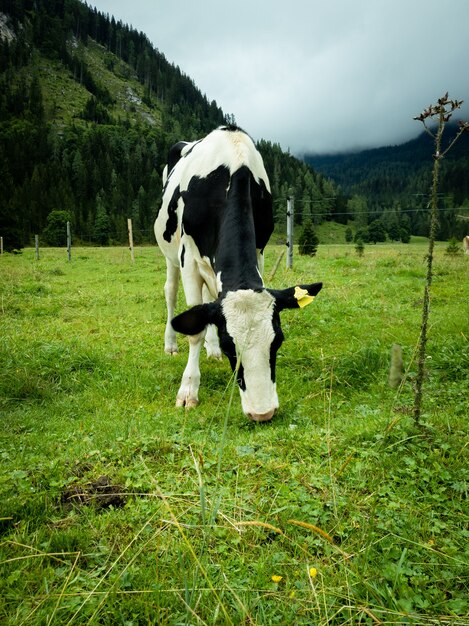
left=247, top=409, right=276, bottom=422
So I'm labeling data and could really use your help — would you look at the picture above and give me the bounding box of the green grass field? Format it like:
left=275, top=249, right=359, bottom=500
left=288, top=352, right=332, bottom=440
left=1, top=242, right=468, bottom=625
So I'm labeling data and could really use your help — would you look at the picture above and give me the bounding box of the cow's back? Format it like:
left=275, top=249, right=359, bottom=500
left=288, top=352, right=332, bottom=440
left=155, top=126, right=272, bottom=270
left=167, top=127, right=269, bottom=195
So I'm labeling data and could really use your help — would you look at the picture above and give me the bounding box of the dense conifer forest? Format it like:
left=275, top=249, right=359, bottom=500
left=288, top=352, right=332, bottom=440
left=0, top=0, right=341, bottom=250
left=305, top=127, right=469, bottom=241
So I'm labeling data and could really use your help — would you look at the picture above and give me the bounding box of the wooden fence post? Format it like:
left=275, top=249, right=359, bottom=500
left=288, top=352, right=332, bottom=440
left=35, top=235, right=40, bottom=260
left=286, top=196, right=294, bottom=269
left=0, top=236, right=3, bottom=255
left=66, top=221, right=71, bottom=262
left=127, top=218, right=135, bottom=263
left=268, top=249, right=285, bottom=283
left=389, top=344, right=404, bottom=388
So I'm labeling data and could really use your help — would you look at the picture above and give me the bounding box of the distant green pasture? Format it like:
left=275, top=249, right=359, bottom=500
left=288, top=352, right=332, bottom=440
left=0, top=243, right=467, bottom=625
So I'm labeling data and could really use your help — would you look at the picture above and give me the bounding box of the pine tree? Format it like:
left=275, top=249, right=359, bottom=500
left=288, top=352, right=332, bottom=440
left=400, top=214, right=411, bottom=243
left=28, top=75, right=44, bottom=122
left=355, top=239, right=364, bottom=257
left=298, top=220, right=319, bottom=256
left=367, top=219, right=387, bottom=243
left=72, top=149, right=86, bottom=202
left=93, top=191, right=110, bottom=245
left=445, top=237, right=462, bottom=256
left=400, top=227, right=411, bottom=243
left=348, top=195, right=368, bottom=228
left=43, top=210, right=72, bottom=246
left=387, top=219, right=401, bottom=241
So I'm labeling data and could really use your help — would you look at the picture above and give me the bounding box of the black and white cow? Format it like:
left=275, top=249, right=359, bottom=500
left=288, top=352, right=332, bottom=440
left=154, top=125, right=322, bottom=421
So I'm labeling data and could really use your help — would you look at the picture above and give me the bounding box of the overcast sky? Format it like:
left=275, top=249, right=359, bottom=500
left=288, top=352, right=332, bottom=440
left=88, top=0, right=469, bottom=155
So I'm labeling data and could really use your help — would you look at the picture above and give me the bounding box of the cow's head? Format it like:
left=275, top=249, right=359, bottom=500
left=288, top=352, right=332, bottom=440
left=171, top=282, right=322, bottom=421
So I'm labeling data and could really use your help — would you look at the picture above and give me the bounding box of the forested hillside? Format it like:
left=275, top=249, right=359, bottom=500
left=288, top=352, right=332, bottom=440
left=0, top=0, right=341, bottom=250
left=304, top=127, right=469, bottom=241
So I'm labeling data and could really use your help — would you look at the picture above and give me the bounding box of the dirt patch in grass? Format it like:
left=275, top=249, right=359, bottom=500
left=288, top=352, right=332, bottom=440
left=61, top=475, right=127, bottom=510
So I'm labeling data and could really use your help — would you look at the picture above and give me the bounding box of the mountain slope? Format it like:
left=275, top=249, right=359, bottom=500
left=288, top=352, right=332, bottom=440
left=304, top=126, right=469, bottom=205
left=0, top=0, right=340, bottom=250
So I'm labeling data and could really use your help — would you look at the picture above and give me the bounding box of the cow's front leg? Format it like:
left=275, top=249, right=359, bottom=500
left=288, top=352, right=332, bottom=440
left=176, top=332, right=204, bottom=407
left=204, top=324, right=222, bottom=360
left=164, top=261, right=180, bottom=355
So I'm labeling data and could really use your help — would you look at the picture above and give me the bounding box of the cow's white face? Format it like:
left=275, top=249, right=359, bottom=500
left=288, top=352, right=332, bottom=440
left=221, top=290, right=281, bottom=421
left=171, top=282, right=323, bottom=421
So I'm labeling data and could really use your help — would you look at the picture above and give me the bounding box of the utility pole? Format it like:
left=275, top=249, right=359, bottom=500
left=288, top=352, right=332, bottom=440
left=66, top=221, right=72, bottom=262
left=286, top=195, right=294, bottom=269
left=127, top=218, right=135, bottom=263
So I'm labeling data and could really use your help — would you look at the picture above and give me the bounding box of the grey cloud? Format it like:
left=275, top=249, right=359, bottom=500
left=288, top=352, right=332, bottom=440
left=91, top=0, right=469, bottom=153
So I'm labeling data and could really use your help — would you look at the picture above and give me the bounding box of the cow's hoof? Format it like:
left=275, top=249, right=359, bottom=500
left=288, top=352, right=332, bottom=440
left=175, top=397, right=199, bottom=408
left=165, top=347, right=178, bottom=356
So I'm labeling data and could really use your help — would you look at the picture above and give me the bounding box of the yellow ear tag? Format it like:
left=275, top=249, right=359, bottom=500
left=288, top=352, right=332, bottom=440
left=294, top=286, right=315, bottom=308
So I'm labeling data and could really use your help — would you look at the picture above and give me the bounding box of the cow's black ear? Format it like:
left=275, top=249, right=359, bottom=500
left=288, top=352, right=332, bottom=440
left=171, top=302, right=219, bottom=335
left=269, top=282, right=323, bottom=312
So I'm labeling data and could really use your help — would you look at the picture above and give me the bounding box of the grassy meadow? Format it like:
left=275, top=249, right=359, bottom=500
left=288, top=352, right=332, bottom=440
left=0, top=241, right=468, bottom=625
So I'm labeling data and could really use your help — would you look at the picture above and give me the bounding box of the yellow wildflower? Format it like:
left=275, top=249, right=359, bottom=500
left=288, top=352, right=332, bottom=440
left=309, top=567, right=318, bottom=579
left=271, top=575, right=283, bottom=583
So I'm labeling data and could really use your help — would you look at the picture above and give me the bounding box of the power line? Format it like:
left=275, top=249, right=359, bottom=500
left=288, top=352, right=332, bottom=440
left=276, top=206, right=466, bottom=218
left=273, top=192, right=457, bottom=205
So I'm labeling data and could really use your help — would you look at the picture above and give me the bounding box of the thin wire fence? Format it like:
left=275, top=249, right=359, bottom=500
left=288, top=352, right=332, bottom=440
left=2, top=195, right=467, bottom=253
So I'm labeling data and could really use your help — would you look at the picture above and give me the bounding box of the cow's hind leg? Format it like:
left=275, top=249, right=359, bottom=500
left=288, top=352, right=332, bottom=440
left=256, top=249, right=265, bottom=277
left=202, top=284, right=222, bottom=360
left=174, top=261, right=206, bottom=407
left=164, top=260, right=180, bottom=355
